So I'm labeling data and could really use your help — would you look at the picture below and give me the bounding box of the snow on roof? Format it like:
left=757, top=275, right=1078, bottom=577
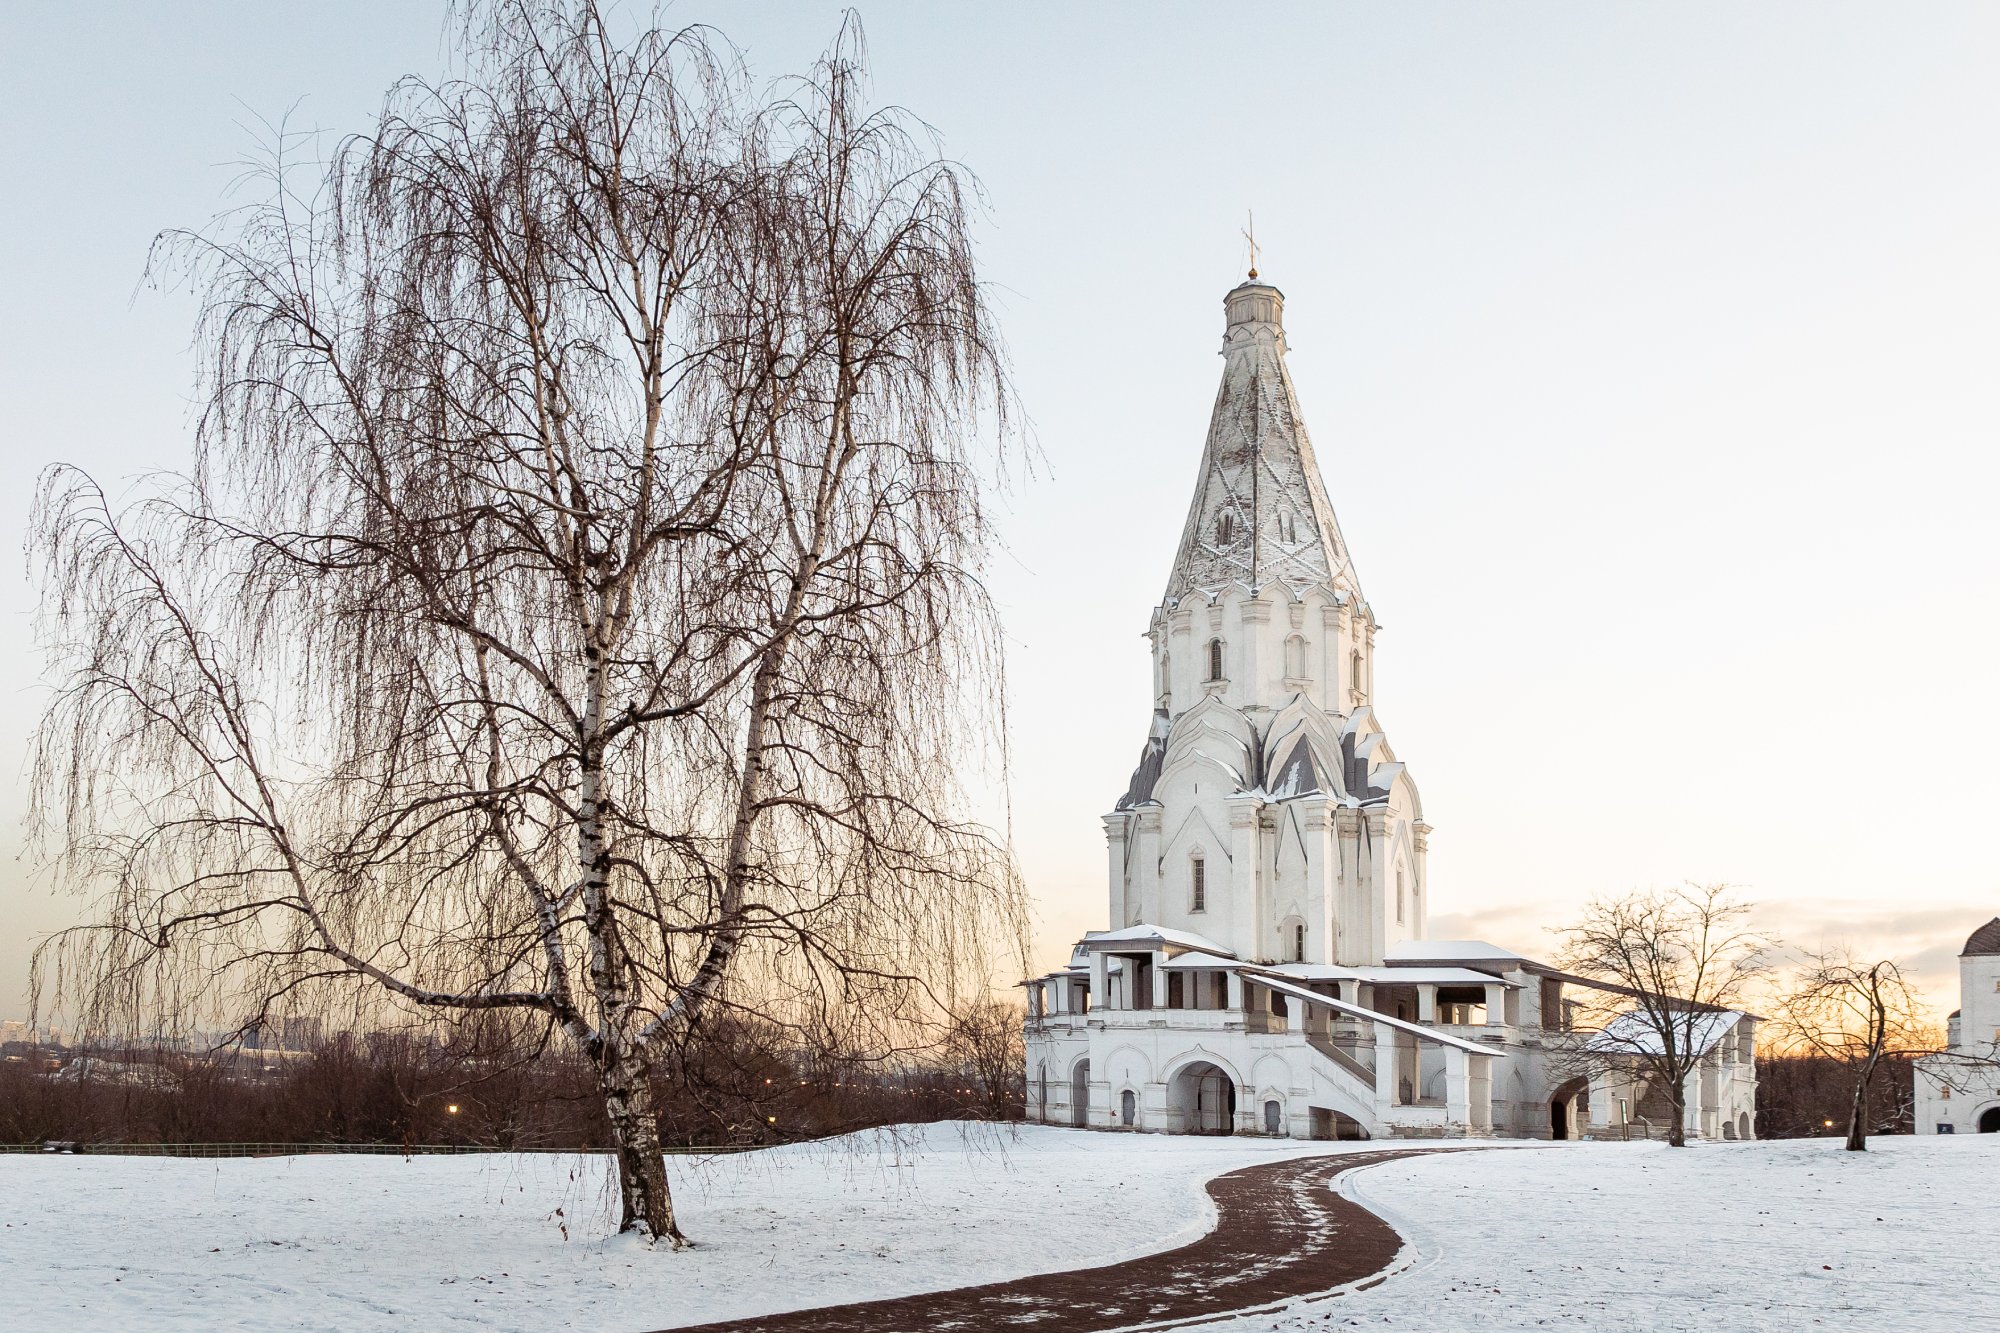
left=1366, top=968, right=1521, bottom=987
left=1264, top=963, right=1520, bottom=987
left=1586, top=1009, right=1747, bottom=1058
left=1384, top=939, right=1529, bottom=964
left=1084, top=924, right=1236, bottom=957
left=1263, top=963, right=1365, bottom=981
left=1019, top=962, right=1091, bottom=986
left=1246, top=970, right=1502, bottom=1057
left=1265, top=736, right=1325, bottom=801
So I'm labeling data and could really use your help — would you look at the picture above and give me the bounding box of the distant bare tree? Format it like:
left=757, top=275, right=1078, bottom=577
left=942, top=997, right=1024, bottom=1120
left=29, top=0, right=1023, bottom=1246
left=1776, top=951, right=1932, bottom=1152
left=1555, top=883, right=1771, bottom=1147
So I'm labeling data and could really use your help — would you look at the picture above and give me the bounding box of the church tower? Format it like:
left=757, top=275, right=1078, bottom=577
left=1103, top=276, right=1428, bottom=967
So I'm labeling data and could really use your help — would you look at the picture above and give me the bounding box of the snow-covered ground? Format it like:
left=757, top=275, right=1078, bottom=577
left=0, top=1124, right=1357, bottom=1330
left=1280, top=1133, right=2000, bottom=1333
left=0, top=1125, right=1992, bottom=1331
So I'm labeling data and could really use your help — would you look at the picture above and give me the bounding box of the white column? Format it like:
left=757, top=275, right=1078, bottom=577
left=1417, top=985, right=1437, bottom=1024
left=1445, top=1046, right=1470, bottom=1129
left=1226, top=794, right=1262, bottom=958
left=1484, top=984, right=1506, bottom=1027
left=1318, top=602, right=1342, bottom=713
left=1151, top=954, right=1170, bottom=1009
left=1103, top=814, right=1130, bottom=928
left=1134, top=808, right=1163, bottom=923
left=1168, top=606, right=1195, bottom=708
left=1365, top=807, right=1393, bottom=957
left=1336, top=809, right=1364, bottom=965
left=1468, top=1056, right=1492, bottom=1132
left=1300, top=799, right=1333, bottom=964
left=1239, top=592, right=1271, bottom=706
left=1374, top=1021, right=1397, bottom=1111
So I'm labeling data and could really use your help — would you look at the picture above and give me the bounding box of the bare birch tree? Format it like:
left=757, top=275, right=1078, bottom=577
left=1775, top=951, right=1930, bottom=1152
left=28, top=1, right=1023, bottom=1246
left=1555, top=883, right=1771, bottom=1147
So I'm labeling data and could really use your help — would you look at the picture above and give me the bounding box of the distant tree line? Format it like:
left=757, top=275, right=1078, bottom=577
left=0, top=1002, right=1024, bottom=1150
left=1754, top=1050, right=1918, bottom=1141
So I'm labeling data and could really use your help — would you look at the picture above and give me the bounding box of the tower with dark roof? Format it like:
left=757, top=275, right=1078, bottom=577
left=1915, top=917, right=2000, bottom=1133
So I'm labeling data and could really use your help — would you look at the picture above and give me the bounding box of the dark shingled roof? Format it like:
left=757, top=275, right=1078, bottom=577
left=1115, top=710, right=1171, bottom=811
left=1963, top=917, right=2000, bottom=957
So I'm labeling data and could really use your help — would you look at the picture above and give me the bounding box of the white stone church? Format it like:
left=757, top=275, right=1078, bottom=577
left=1022, top=274, right=1759, bottom=1142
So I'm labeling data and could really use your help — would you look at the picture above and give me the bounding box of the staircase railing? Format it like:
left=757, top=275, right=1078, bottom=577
left=1304, top=1033, right=1376, bottom=1087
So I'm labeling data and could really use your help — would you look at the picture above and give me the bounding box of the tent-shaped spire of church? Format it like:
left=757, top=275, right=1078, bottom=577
left=1162, top=277, right=1362, bottom=605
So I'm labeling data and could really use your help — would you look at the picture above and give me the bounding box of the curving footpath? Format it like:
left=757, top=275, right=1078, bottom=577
left=654, top=1146, right=1449, bottom=1333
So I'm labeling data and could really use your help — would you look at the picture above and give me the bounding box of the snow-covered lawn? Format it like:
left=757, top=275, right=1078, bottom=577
left=1279, top=1133, right=1999, bottom=1332
left=0, top=1124, right=1992, bottom=1331
left=0, top=1124, right=1357, bottom=1330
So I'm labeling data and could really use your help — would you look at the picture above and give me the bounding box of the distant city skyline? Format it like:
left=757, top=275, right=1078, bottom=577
left=3, top=2, right=1997, bottom=1022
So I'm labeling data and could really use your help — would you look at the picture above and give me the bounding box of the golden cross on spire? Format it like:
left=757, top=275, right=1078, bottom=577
left=1242, top=210, right=1259, bottom=280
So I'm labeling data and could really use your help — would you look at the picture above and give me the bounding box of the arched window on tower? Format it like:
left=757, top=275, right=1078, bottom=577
left=1284, top=633, right=1308, bottom=681
left=1159, top=650, right=1172, bottom=704
left=1208, top=638, right=1225, bottom=682
left=1396, top=868, right=1406, bottom=925
left=1350, top=649, right=1365, bottom=698
left=1216, top=512, right=1235, bottom=545
left=1190, top=853, right=1207, bottom=913
left=1293, top=922, right=1306, bottom=963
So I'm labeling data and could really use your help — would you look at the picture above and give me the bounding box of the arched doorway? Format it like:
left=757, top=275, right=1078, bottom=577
left=1979, top=1106, right=2000, bottom=1133
left=1549, top=1076, right=1587, bottom=1141
left=1170, top=1060, right=1236, bottom=1134
left=1071, top=1060, right=1091, bottom=1128
left=1738, top=1110, right=1752, bottom=1140
left=1120, top=1089, right=1136, bottom=1127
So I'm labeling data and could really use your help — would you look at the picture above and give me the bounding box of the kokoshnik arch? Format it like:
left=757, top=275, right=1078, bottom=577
left=1022, top=274, right=1760, bottom=1142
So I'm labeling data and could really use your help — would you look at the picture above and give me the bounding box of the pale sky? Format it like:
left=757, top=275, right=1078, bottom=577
left=3, top=2, right=1997, bottom=1023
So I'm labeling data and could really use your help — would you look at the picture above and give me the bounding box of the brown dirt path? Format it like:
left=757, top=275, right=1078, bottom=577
left=653, top=1146, right=1448, bottom=1333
